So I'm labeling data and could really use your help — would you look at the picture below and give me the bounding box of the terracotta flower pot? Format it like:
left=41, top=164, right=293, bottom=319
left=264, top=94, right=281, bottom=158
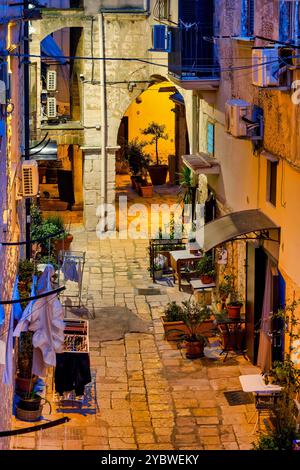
left=200, top=274, right=214, bottom=285
left=226, top=305, right=242, bottom=320
left=185, top=340, right=205, bottom=359
left=140, top=185, right=153, bottom=198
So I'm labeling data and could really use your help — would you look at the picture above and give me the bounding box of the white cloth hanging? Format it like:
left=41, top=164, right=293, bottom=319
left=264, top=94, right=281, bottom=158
left=62, top=258, right=79, bottom=282
left=13, top=264, right=65, bottom=377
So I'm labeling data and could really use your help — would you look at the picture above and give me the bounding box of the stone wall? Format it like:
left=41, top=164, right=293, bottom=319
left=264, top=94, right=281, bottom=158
left=0, top=14, right=24, bottom=449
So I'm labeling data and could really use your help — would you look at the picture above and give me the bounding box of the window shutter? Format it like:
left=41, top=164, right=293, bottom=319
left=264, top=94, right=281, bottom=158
left=207, top=122, right=214, bottom=155
left=152, top=25, right=167, bottom=51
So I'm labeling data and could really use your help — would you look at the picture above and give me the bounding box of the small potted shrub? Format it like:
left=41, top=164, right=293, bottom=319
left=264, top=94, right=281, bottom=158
left=161, top=302, right=185, bottom=340
left=153, top=263, right=163, bottom=280
left=226, top=291, right=243, bottom=319
left=167, top=301, right=212, bottom=358
left=197, top=254, right=215, bottom=284
left=218, top=274, right=234, bottom=302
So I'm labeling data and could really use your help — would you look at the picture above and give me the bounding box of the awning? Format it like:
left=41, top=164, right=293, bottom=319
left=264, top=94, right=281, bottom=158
left=41, top=36, right=67, bottom=65
left=202, top=209, right=280, bottom=252
left=182, top=153, right=220, bottom=175
left=169, top=92, right=184, bottom=105
left=30, top=140, right=58, bottom=161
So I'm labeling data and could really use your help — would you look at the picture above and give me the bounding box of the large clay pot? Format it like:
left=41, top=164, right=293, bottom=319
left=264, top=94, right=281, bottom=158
left=185, top=340, right=205, bottom=359
left=226, top=305, right=242, bottom=320
left=148, top=165, right=168, bottom=185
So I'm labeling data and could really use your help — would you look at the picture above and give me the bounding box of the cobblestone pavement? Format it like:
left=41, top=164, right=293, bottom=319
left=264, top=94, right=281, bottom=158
left=11, top=188, right=262, bottom=450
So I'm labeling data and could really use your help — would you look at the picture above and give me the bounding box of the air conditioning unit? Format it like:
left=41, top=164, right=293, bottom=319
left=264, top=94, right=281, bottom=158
left=46, top=96, right=57, bottom=118
left=0, top=80, right=6, bottom=104
left=225, top=99, right=252, bottom=137
left=151, top=25, right=171, bottom=52
left=46, top=70, right=57, bottom=91
left=22, top=160, right=39, bottom=197
left=252, top=46, right=281, bottom=87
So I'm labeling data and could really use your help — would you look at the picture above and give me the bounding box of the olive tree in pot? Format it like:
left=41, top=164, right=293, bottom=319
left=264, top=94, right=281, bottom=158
left=167, top=301, right=212, bottom=359
left=141, top=122, right=169, bottom=185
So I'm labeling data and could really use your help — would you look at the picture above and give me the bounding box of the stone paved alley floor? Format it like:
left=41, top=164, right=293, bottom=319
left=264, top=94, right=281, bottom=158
left=10, top=227, right=263, bottom=451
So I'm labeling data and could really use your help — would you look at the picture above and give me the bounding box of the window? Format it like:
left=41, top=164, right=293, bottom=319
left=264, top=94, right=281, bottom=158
left=207, top=122, right=215, bottom=156
left=241, top=0, right=255, bottom=37
left=267, top=160, right=278, bottom=206
left=153, top=0, right=170, bottom=20
left=279, top=0, right=300, bottom=44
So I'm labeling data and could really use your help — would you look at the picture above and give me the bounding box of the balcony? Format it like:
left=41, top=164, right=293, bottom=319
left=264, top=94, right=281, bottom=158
left=99, top=0, right=148, bottom=12
left=168, top=26, right=220, bottom=91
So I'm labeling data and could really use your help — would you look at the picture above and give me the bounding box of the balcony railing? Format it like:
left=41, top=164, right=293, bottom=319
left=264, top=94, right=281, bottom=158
left=168, top=26, right=220, bottom=82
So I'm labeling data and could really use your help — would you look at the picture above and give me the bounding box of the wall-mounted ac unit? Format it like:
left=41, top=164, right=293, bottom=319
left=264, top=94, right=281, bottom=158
left=46, top=96, right=57, bottom=118
left=252, top=46, right=281, bottom=87
left=225, top=99, right=252, bottom=137
left=46, top=70, right=57, bottom=91
left=225, top=99, right=263, bottom=141
left=150, top=25, right=171, bottom=52
left=22, top=160, right=39, bottom=197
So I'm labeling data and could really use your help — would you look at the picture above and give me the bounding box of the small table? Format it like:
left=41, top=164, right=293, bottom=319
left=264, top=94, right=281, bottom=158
left=239, top=374, right=282, bottom=394
left=217, top=317, right=246, bottom=362
left=239, top=374, right=282, bottom=433
left=169, top=250, right=203, bottom=291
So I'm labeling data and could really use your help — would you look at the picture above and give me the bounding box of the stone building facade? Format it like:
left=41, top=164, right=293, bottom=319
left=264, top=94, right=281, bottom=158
left=190, top=0, right=300, bottom=362
left=0, top=1, right=26, bottom=449
left=29, top=1, right=194, bottom=230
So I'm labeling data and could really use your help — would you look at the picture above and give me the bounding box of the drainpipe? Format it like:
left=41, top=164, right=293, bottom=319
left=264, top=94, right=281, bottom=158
left=99, top=13, right=107, bottom=228
left=24, top=0, right=31, bottom=259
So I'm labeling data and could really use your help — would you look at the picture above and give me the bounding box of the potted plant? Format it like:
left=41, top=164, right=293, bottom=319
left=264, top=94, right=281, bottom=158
left=197, top=254, right=215, bottom=284
left=16, top=391, right=51, bottom=422
left=226, top=291, right=243, bottom=319
left=122, top=139, right=150, bottom=191
left=161, top=302, right=185, bottom=340
left=139, top=178, right=154, bottom=198
left=15, top=332, right=37, bottom=394
left=167, top=301, right=212, bottom=359
left=218, top=274, right=234, bottom=303
left=153, top=263, right=163, bottom=280
left=47, top=216, right=73, bottom=254
left=141, top=122, right=169, bottom=185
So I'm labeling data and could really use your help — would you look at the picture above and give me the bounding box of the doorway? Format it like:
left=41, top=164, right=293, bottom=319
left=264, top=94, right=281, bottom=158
left=246, top=243, right=283, bottom=365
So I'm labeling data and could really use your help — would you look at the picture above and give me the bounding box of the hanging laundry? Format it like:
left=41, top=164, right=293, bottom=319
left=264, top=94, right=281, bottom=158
left=0, top=304, right=4, bottom=327
left=12, top=276, right=23, bottom=322
left=55, top=352, right=91, bottom=396
left=13, top=264, right=65, bottom=377
left=2, top=306, right=14, bottom=385
left=62, top=258, right=79, bottom=283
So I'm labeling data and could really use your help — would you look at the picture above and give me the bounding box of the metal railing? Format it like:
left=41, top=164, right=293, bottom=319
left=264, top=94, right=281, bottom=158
left=168, top=26, right=220, bottom=81
left=153, top=0, right=170, bottom=21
